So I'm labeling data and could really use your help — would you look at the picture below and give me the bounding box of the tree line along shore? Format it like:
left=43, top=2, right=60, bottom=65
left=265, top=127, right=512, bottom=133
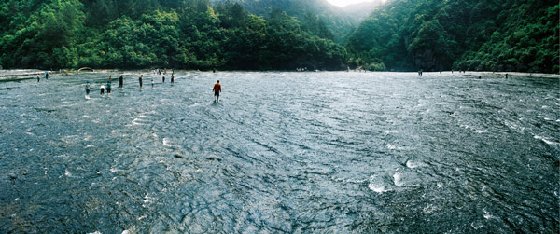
left=0, top=0, right=557, bottom=73
left=2, top=70, right=558, bottom=85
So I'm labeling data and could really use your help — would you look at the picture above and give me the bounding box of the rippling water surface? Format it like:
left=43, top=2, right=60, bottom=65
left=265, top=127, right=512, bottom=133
left=0, top=71, right=558, bottom=233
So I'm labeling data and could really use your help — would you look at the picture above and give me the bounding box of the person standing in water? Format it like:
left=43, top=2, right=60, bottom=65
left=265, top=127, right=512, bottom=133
left=118, top=75, right=124, bottom=88
left=171, top=74, right=175, bottom=84
left=36, top=75, right=40, bottom=82
left=85, top=81, right=91, bottom=96
left=213, top=80, right=221, bottom=102
left=106, top=79, right=112, bottom=95
left=45, top=71, right=49, bottom=80
left=100, top=84, right=106, bottom=95
left=151, top=77, right=154, bottom=88
left=162, top=75, right=165, bottom=83
left=139, top=75, right=143, bottom=88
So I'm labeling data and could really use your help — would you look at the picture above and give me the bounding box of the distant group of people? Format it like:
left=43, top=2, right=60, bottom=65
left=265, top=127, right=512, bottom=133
left=154, top=68, right=170, bottom=76
left=137, top=73, right=175, bottom=89
left=89, top=73, right=176, bottom=96
left=36, top=71, right=49, bottom=82
left=85, top=72, right=222, bottom=102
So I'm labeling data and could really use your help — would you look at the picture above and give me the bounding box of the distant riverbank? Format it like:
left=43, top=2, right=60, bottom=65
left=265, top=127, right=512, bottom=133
left=1, top=69, right=558, bottom=83
left=0, top=69, right=45, bottom=82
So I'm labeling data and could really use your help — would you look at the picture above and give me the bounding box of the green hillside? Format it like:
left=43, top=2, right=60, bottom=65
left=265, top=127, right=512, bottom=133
left=0, top=0, right=347, bottom=70
left=347, top=0, right=559, bottom=73
left=0, top=0, right=557, bottom=73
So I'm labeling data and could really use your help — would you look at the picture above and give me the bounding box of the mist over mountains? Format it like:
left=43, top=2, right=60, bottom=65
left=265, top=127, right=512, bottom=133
left=209, top=0, right=381, bottom=41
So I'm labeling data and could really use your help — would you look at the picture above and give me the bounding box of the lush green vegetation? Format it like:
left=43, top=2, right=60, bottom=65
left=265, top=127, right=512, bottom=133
left=1, top=0, right=557, bottom=73
left=347, top=0, right=559, bottom=73
left=0, top=0, right=347, bottom=70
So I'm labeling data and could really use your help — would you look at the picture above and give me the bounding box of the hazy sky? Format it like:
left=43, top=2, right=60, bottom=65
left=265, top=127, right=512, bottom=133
left=327, top=0, right=380, bottom=7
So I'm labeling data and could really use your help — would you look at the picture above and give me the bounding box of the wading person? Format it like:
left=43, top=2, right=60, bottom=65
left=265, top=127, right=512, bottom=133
left=85, top=81, right=91, bottom=96
left=106, top=80, right=112, bottom=95
left=100, top=84, right=106, bottom=95
left=139, top=75, right=143, bottom=88
left=162, top=75, right=165, bottom=83
left=118, top=75, right=124, bottom=88
left=171, top=74, right=175, bottom=84
left=36, top=75, right=40, bottom=82
left=213, top=80, right=221, bottom=102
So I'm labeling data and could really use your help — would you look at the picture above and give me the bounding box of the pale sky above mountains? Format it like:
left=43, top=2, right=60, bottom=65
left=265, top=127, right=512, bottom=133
left=326, top=0, right=383, bottom=7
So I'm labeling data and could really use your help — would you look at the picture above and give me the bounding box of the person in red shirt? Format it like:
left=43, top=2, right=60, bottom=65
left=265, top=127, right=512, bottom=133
left=213, top=80, right=222, bottom=102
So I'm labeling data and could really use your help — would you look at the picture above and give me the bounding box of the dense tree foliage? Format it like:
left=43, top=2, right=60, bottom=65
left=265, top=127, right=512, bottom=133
left=0, top=0, right=347, bottom=70
left=347, top=0, right=559, bottom=73
left=211, top=0, right=377, bottom=43
left=1, top=0, right=557, bottom=73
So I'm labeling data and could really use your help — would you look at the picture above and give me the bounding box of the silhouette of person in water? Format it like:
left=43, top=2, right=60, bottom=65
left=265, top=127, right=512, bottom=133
left=213, top=80, right=221, bottom=102
left=100, top=84, right=106, bottom=95
left=36, top=75, right=40, bottom=82
left=106, top=79, right=112, bottom=95
left=139, top=75, right=143, bottom=88
left=119, top=75, right=123, bottom=88
left=85, top=81, right=91, bottom=95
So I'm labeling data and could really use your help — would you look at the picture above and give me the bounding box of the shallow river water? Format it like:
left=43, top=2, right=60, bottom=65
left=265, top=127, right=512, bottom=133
left=0, top=71, right=559, bottom=233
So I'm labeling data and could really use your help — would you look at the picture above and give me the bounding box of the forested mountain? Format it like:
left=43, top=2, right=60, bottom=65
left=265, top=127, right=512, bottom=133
left=347, top=0, right=559, bottom=73
left=0, top=0, right=347, bottom=70
left=0, top=0, right=557, bottom=73
left=210, top=0, right=380, bottom=42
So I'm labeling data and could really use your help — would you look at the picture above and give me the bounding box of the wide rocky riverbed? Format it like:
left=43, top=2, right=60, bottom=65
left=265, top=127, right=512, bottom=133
left=0, top=71, right=558, bottom=233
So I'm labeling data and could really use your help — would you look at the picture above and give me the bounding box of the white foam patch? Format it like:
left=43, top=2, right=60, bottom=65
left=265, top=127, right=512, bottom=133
left=393, top=171, right=403, bottom=186
left=406, top=160, right=424, bottom=169
left=534, top=135, right=558, bottom=146
left=162, top=138, right=172, bottom=146
left=386, top=144, right=397, bottom=150
left=132, top=118, right=143, bottom=125
left=460, top=124, right=487, bottom=133
left=84, top=134, right=93, bottom=141
left=110, top=168, right=121, bottom=173
left=483, top=209, right=496, bottom=220
left=368, top=183, right=389, bottom=194
left=423, top=204, right=438, bottom=214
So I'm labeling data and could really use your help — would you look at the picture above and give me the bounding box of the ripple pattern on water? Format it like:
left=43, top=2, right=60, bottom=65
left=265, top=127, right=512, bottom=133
left=0, top=71, right=558, bottom=233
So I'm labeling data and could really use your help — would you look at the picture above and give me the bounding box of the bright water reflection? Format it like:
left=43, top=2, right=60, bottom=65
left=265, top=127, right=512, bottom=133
left=0, top=71, right=558, bottom=233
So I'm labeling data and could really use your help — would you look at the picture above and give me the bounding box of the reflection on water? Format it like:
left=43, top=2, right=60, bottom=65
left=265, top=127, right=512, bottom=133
left=0, top=71, right=558, bottom=233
